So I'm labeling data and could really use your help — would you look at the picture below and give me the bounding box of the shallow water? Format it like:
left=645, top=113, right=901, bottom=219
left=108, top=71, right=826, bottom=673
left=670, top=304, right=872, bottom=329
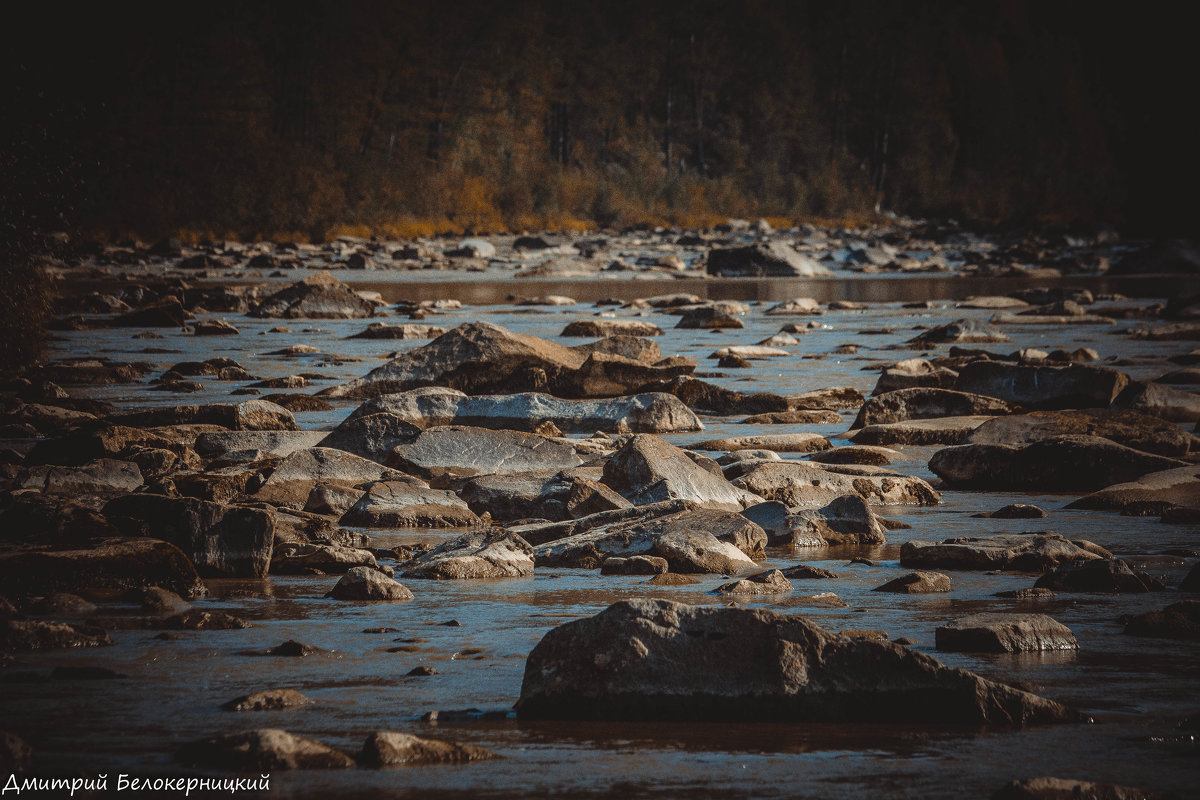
left=7, top=275, right=1200, bottom=797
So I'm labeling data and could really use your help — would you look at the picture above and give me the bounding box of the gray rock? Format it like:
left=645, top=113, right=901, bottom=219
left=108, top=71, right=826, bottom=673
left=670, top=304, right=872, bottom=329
left=600, top=555, right=669, bottom=575
left=388, top=426, right=584, bottom=480
left=271, top=542, right=378, bottom=574
left=953, top=362, right=1129, bottom=409
left=195, top=430, right=328, bottom=461
left=402, top=530, right=534, bottom=579
left=178, top=728, right=355, bottom=770
left=254, top=447, right=406, bottom=508
left=715, top=568, right=793, bottom=595
left=602, top=434, right=762, bottom=511
left=849, top=416, right=995, bottom=446
left=775, top=495, right=890, bottom=546
left=852, top=388, right=1020, bottom=429
left=1067, top=465, right=1200, bottom=512
left=874, top=571, right=952, bottom=593
left=706, top=242, right=832, bottom=277
left=507, top=499, right=696, bottom=547
left=935, top=613, right=1078, bottom=653
left=692, top=433, right=831, bottom=454
left=1123, top=600, right=1200, bottom=640
left=341, top=482, right=480, bottom=528
left=18, top=458, right=143, bottom=496
left=975, top=504, right=1047, bottom=519
left=730, top=461, right=940, bottom=509
left=900, top=533, right=1100, bottom=572
left=359, top=731, right=497, bottom=766
left=318, top=413, right=422, bottom=463
left=327, top=566, right=414, bottom=601
left=249, top=272, right=378, bottom=319
left=1111, top=380, right=1200, bottom=422
left=111, top=400, right=297, bottom=431
left=967, top=409, right=1195, bottom=457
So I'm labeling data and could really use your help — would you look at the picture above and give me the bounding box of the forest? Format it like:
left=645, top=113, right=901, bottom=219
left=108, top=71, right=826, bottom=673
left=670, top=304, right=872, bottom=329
left=2, top=0, right=1195, bottom=243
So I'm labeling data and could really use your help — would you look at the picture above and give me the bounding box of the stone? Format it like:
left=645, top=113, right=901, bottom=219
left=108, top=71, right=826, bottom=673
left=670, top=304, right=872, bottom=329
left=191, top=318, right=240, bottom=336
left=1123, top=600, right=1200, bottom=640
left=348, top=323, right=446, bottom=339
left=28, top=592, right=97, bottom=615
left=900, top=533, right=1100, bottom=572
left=253, top=447, right=404, bottom=508
left=249, top=272, right=378, bottom=319
left=18, top=459, right=143, bottom=496
left=506, top=499, right=696, bottom=547
left=849, top=416, right=995, bottom=446
left=674, top=307, right=744, bottom=329
left=908, top=319, right=1009, bottom=345
left=194, top=430, right=327, bottom=462
left=514, top=599, right=1081, bottom=724
left=808, top=446, right=903, bottom=466
left=739, top=409, right=843, bottom=424
left=706, top=242, right=832, bottom=277
left=773, top=495, right=890, bottom=547
left=162, top=610, right=249, bottom=630
left=935, top=613, right=1078, bottom=653
left=1182, top=562, right=1200, bottom=593
left=1111, top=380, right=1200, bottom=422
left=1110, top=239, right=1200, bottom=275
left=638, top=376, right=789, bottom=416
left=402, top=530, right=534, bottom=579
left=222, top=689, right=313, bottom=712
left=136, top=586, right=191, bottom=614
left=929, top=436, right=1187, bottom=491
left=112, top=298, right=191, bottom=328
left=0, top=538, right=206, bottom=600
left=991, top=776, right=1158, bottom=800
left=953, top=362, right=1129, bottom=409
left=114, top=400, right=297, bottom=432
left=177, top=729, right=355, bottom=770
left=561, top=319, right=663, bottom=337
left=872, top=362, right=960, bottom=394
left=714, top=568, right=793, bottom=595
left=341, top=482, right=480, bottom=528
left=730, top=460, right=940, bottom=509
left=709, top=345, right=791, bottom=360
left=0, top=620, right=112, bottom=651
left=327, top=566, right=414, bottom=601
left=1067, top=465, right=1200, bottom=512
left=976, top=504, right=1047, bottom=519
left=359, top=732, right=497, bottom=766
left=602, top=434, right=761, bottom=511
left=789, top=386, right=866, bottom=410
left=600, top=555, right=669, bottom=575
left=646, top=573, right=700, bottom=586
left=764, top=297, right=823, bottom=315
left=851, top=388, right=1021, bottom=429
left=270, top=542, right=377, bottom=574
left=964, top=409, right=1193, bottom=457
left=692, top=433, right=831, bottom=454
left=317, top=413, right=422, bottom=463
left=1034, top=559, right=1161, bottom=593
left=388, top=426, right=584, bottom=479
left=874, top=571, right=952, bottom=593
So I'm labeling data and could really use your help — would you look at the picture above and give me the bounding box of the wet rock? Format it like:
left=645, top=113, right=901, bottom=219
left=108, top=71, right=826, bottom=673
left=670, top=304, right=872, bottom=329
left=600, top=555, right=669, bottom=575
left=359, top=731, right=497, bottom=766
left=136, top=586, right=191, bottom=614
left=717, top=450, right=781, bottom=467
left=809, top=446, right=902, bottom=466
left=564, top=477, right=633, bottom=519
left=561, top=320, right=663, bottom=337
left=569, top=334, right=664, bottom=363
left=975, top=504, right=1047, bottom=519
left=1111, top=380, right=1200, bottom=422
left=1067, top=465, right=1200, bottom=512
left=850, top=415, right=995, bottom=446
left=953, top=362, right=1129, bottom=410
left=457, top=469, right=586, bottom=522
left=852, top=387, right=1021, bottom=429
left=994, top=587, right=1056, bottom=599
left=317, top=413, right=422, bottom=463
left=900, top=533, right=1100, bottom=572
left=936, top=613, right=1077, bottom=653
left=254, top=447, right=404, bottom=508
left=103, top=495, right=274, bottom=578
left=222, top=688, right=313, bottom=712
left=178, top=728, right=355, bottom=770
left=706, top=242, right=831, bottom=277
left=191, top=318, right=240, bottom=336
left=775, top=495, right=890, bottom=546
left=638, top=376, right=789, bottom=416
left=790, top=386, right=867, bottom=410
left=328, top=566, right=414, bottom=601
left=674, top=307, right=744, bottom=329
left=389, top=426, right=584, bottom=480
left=874, top=571, right=952, bottom=594
left=715, top=568, right=793, bottom=595
left=0, top=538, right=206, bottom=600
left=18, top=458, right=143, bottom=496
left=341, top=482, right=480, bottom=528
left=646, top=573, right=700, bottom=586
left=1, top=620, right=112, bottom=651
left=909, top=319, right=1009, bottom=345
left=873, top=361, right=961, bottom=395
left=990, top=776, right=1159, bottom=800
left=112, top=399, right=297, bottom=432
left=1034, top=558, right=1161, bottom=593
left=965, top=409, right=1193, bottom=457
left=162, top=610, right=249, bottom=630
left=534, top=508, right=762, bottom=573
left=740, top=409, right=843, bottom=424
left=1110, top=239, right=1200, bottom=275
left=602, top=434, right=761, bottom=511
left=401, top=530, right=534, bottom=579
left=249, top=272, right=378, bottom=319
left=693, top=433, right=831, bottom=454
left=1123, top=600, right=1200, bottom=640
left=515, top=599, right=1081, bottom=724
left=194, top=430, right=327, bottom=462
left=780, top=564, right=840, bottom=579
left=271, top=542, right=377, bottom=574
left=406, top=665, right=438, bottom=676
left=28, top=592, right=96, bottom=616
left=506, top=499, right=696, bottom=547
left=929, top=436, right=1187, bottom=491
left=709, top=345, right=791, bottom=361
left=730, top=460, right=940, bottom=509
left=266, top=640, right=327, bottom=657
left=348, top=322, right=447, bottom=339
left=764, top=297, right=823, bottom=315
left=112, top=297, right=191, bottom=328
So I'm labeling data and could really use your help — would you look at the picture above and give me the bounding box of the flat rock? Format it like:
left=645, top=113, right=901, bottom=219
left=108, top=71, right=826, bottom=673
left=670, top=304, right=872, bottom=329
left=271, top=542, right=377, bottom=574
left=1, top=620, right=113, bottom=651
left=638, top=376, right=789, bottom=416
left=709, top=345, right=791, bottom=360
left=195, top=430, right=328, bottom=461
left=900, top=533, right=1100, bottom=572
left=764, top=297, right=823, bottom=314
left=0, top=538, right=206, bottom=600
left=675, top=307, right=744, bottom=329
left=402, top=530, right=534, bottom=579
left=341, top=482, right=480, bottom=528
left=849, top=416, right=995, bottom=446
left=111, top=400, right=297, bottom=431
left=18, top=458, right=143, bottom=496
left=359, top=731, right=497, bottom=766
left=602, top=434, right=762, bottom=511
left=909, top=319, right=1010, bottom=345
left=254, top=447, right=405, bottom=508
left=223, top=689, right=313, bottom=712
left=809, top=446, right=903, bottom=466
left=348, top=323, right=446, bottom=339
left=706, top=243, right=831, bottom=277
left=178, top=728, right=355, bottom=770
left=874, top=571, right=952, bottom=593
left=600, top=555, right=669, bottom=575
left=387, top=426, right=584, bottom=480
left=852, top=388, right=1021, bottom=429
left=715, top=568, right=793, bottom=595
left=1067, top=465, right=1200, bottom=512
left=740, top=409, right=843, bottom=424
left=1123, top=600, right=1200, bottom=640
left=975, top=504, right=1047, bottom=519
left=514, top=599, right=1081, bottom=724
left=327, top=566, right=414, bottom=601
left=1111, top=380, right=1200, bottom=423
left=966, top=409, right=1195, bottom=457
left=1034, top=558, right=1160, bottom=593
left=693, top=433, right=831, bottom=453
left=249, top=272, right=378, bottom=319
left=731, top=460, right=940, bottom=509
left=936, top=613, right=1077, bottom=653
left=953, top=362, right=1129, bottom=409
left=561, top=319, right=663, bottom=337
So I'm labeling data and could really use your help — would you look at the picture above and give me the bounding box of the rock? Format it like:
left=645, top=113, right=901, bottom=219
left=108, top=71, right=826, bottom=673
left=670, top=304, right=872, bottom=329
left=112, top=400, right=297, bottom=431
left=317, top=413, right=422, bottom=464
left=958, top=296, right=1030, bottom=310
left=348, top=390, right=702, bottom=434
left=112, top=298, right=191, bottom=328
left=249, top=272, right=378, bottom=319
left=775, top=495, right=890, bottom=546
left=564, top=477, right=633, bottom=519
left=388, top=426, right=584, bottom=479
left=715, top=568, right=793, bottom=595
left=976, top=504, right=1047, bottom=519
left=872, top=361, right=960, bottom=394
left=692, top=433, right=831, bottom=454
left=900, top=533, right=1100, bottom=572
left=177, top=729, right=355, bottom=770
left=561, top=320, right=663, bottom=337
left=780, top=564, right=840, bottom=579
left=991, top=776, right=1158, bottom=800
left=739, top=409, right=843, bottom=424
left=222, top=689, right=313, bottom=712
left=1067, top=465, right=1200, bottom=512
left=1034, top=559, right=1161, bottom=593
left=764, top=297, right=823, bottom=315
left=646, top=573, right=700, bottom=586
left=271, top=542, right=377, bottom=574
left=0, top=731, right=32, bottom=772
left=341, top=482, right=480, bottom=528
left=674, top=307, right=744, bottom=329
left=359, top=732, right=497, bottom=766
left=162, top=610, right=249, bottom=630
left=965, top=409, right=1193, bottom=457
left=994, top=587, right=1056, bottom=599
left=1, top=620, right=112, bottom=651
left=194, top=430, right=327, bottom=462
left=808, top=446, right=902, bottom=466
left=638, top=376, right=789, bottom=416
left=730, top=460, right=940, bottom=509
left=506, top=498, right=695, bottom=546
left=908, top=319, right=1009, bottom=345
left=929, top=436, right=1187, bottom=491
left=789, top=386, right=866, bottom=410
left=570, top=335, right=664, bottom=363
left=28, top=592, right=97, bottom=615
left=935, top=613, right=1077, bottom=653
left=706, top=242, right=832, bottom=277
left=852, top=388, right=1021, bottom=429
left=0, top=538, right=206, bottom=600
left=136, top=586, right=191, bottom=614
left=254, top=447, right=404, bottom=508
left=515, top=599, right=1081, bottom=724
left=457, top=470, right=587, bottom=522
left=1111, top=380, right=1200, bottom=422
left=327, top=566, right=414, bottom=601
left=1110, top=239, right=1200, bottom=275
left=953, top=362, right=1129, bottom=409
left=600, top=555, right=669, bottom=575
left=265, top=640, right=327, bottom=657
left=401, top=530, right=534, bottom=579
left=1182, top=562, right=1200, bottom=592
left=348, top=323, right=446, bottom=339
left=191, top=318, right=240, bottom=336
left=1123, top=600, right=1200, bottom=640
left=709, top=345, right=791, bottom=361
left=18, top=458, right=143, bottom=496
left=874, top=571, right=952, bottom=593
left=602, top=434, right=761, bottom=510
left=850, top=416, right=995, bottom=446
left=533, top=508, right=762, bottom=573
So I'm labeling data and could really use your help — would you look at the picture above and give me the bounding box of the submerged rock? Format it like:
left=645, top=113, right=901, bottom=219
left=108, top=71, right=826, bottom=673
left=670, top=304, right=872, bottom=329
left=359, top=732, right=497, bottom=766
left=849, top=416, right=994, bottom=446
left=730, top=460, right=940, bottom=509
left=515, top=599, right=1081, bottom=724
left=935, top=613, right=1078, bottom=653
left=908, top=319, right=1009, bottom=345
left=222, top=688, right=313, bottom=712
left=714, top=568, right=793, bottom=595
left=271, top=542, right=378, bottom=574
left=178, top=728, right=355, bottom=770
left=1123, top=600, right=1200, bottom=640
left=0, top=620, right=113, bottom=651
left=1034, top=559, right=1162, bottom=593
left=327, top=566, right=414, bottom=601
left=900, top=533, right=1099, bottom=572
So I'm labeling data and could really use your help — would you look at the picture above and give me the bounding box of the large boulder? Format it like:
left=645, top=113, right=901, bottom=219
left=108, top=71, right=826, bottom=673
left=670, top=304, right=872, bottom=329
left=601, top=434, right=761, bottom=511
left=103, top=495, right=274, bottom=578
left=746, top=495, right=890, bottom=547
left=316, top=413, right=422, bottom=463
left=929, top=435, right=1187, bottom=491
left=851, top=388, right=1020, bottom=429
left=340, top=482, right=480, bottom=528
left=900, top=533, right=1100, bottom=572
left=249, top=272, right=377, bottom=319
left=1123, top=600, right=1200, bottom=640
left=1067, top=465, right=1200, bottom=512
left=935, top=613, right=1078, bottom=653
left=730, top=461, right=940, bottom=508
left=1034, top=559, right=1161, bottom=593
left=327, top=566, right=414, bottom=601
left=388, top=426, right=584, bottom=479
left=965, top=409, right=1194, bottom=457
left=953, top=362, right=1129, bottom=410
left=705, top=242, right=832, bottom=277
left=848, top=416, right=994, bottom=446
left=111, top=400, right=297, bottom=431
left=908, top=319, right=1009, bottom=346
left=347, top=390, right=701, bottom=434
left=0, top=538, right=206, bottom=599
left=533, top=508, right=763, bottom=573
left=18, top=459, right=143, bottom=496
left=401, top=530, right=534, bottom=579
left=178, top=729, right=355, bottom=770
left=515, top=599, right=1081, bottom=724
left=253, top=447, right=405, bottom=508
